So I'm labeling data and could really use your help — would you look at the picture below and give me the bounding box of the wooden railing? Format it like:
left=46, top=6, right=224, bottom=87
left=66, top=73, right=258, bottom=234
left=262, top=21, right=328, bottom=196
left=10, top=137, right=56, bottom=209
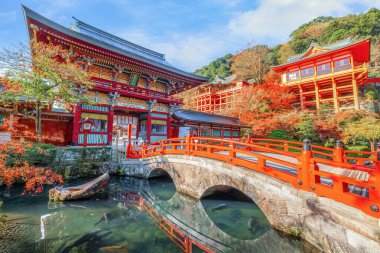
left=126, top=135, right=380, bottom=218
left=91, top=77, right=182, bottom=104
left=247, top=138, right=377, bottom=166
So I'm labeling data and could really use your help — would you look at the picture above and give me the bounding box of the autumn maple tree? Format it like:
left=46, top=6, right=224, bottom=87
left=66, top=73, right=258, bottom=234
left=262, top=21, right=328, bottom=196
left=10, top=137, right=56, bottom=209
left=0, top=117, right=63, bottom=194
left=231, top=45, right=271, bottom=84
left=234, top=83, right=296, bottom=123
left=0, top=41, right=93, bottom=141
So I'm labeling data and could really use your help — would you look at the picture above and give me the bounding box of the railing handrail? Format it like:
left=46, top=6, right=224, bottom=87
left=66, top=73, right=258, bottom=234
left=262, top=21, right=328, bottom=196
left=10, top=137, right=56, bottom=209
left=90, top=76, right=183, bottom=103
left=250, top=138, right=375, bottom=163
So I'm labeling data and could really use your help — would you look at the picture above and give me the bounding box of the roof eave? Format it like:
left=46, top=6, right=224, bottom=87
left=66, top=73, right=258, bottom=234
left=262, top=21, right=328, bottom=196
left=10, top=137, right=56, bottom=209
left=272, top=38, right=370, bottom=72
left=22, top=5, right=208, bottom=82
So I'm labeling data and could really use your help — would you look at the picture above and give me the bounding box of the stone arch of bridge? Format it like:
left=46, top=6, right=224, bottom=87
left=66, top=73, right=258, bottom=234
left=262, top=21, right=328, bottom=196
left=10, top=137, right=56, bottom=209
left=141, top=158, right=275, bottom=226
left=122, top=155, right=380, bottom=252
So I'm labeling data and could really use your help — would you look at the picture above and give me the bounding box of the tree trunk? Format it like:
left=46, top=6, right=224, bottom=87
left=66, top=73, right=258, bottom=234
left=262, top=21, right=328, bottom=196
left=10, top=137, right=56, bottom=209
left=35, top=102, right=42, bottom=142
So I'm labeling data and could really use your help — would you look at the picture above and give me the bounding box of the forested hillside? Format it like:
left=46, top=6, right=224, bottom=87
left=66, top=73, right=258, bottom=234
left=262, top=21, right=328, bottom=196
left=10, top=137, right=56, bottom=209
left=194, top=54, right=233, bottom=81
left=195, top=8, right=380, bottom=81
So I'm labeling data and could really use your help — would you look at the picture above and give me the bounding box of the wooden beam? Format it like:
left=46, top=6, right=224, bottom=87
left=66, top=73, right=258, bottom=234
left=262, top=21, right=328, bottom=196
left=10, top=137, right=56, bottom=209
left=314, top=81, right=320, bottom=110
left=352, top=77, right=359, bottom=110
left=332, top=79, right=339, bottom=112
left=299, top=86, right=304, bottom=110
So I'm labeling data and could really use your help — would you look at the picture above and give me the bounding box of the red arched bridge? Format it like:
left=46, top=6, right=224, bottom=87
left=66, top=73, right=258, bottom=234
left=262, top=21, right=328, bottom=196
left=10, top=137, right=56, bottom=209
left=125, top=136, right=380, bottom=219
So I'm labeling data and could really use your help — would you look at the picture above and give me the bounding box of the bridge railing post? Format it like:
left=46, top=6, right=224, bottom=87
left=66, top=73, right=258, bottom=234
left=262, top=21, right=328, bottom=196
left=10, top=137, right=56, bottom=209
left=284, top=141, right=289, bottom=152
left=186, top=134, right=193, bottom=155
left=228, top=143, right=236, bottom=163
left=246, top=135, right=252, bottom=151
left=141, top=141, right=147, bottom=158
left=298, top=138, right=312, bottom=191
left=160, top=140, right=165, bottom=155
left=333, top=140, right=344, bottom=163
left=368, top=142, right=380, bottom=214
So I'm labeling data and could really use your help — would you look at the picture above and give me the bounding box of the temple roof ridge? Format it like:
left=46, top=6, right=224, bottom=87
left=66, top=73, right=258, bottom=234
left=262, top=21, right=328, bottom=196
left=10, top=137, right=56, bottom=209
left=210, top=74, right=237, bottom=85
left=286, top=37, right=358, bottom=63
left=22, top=5, right=208, bottom=82
left=71, top=17, right=166, bottom=62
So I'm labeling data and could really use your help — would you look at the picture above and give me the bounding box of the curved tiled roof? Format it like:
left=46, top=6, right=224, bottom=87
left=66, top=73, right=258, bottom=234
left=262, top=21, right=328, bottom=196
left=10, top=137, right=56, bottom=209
left=172, top=109, right=248, bottom=127
left=22, top=5, right=208, bottom=82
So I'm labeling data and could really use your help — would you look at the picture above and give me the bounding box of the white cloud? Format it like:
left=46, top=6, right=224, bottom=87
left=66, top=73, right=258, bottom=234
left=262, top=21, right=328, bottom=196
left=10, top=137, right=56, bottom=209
left=228, top=0, right=380, bottom=45
left=115, top=0, right=380, bottom=72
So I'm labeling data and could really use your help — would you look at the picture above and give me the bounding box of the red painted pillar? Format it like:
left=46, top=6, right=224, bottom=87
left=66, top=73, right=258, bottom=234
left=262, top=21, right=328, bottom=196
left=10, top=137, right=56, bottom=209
left=107, top=107, right=114, bottom=145
left=147, top=113, right=152, bottom=143
left=334, top=140, right=344, bottom=163
left=126, top=124, right=132, bottom=157
left=167, top=115, right=171, bottom=139
left=71, top=104, right=82, bottom=145
left=299, top=138, right=312, bottom=191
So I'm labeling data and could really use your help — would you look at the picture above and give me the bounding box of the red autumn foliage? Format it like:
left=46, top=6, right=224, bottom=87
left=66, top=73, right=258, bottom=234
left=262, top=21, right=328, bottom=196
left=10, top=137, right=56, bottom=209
left=235, top=83, right=297, bottom=124
left=0, top=117, right=63, bottom=194
left=249, top=110, right=302, bottom=137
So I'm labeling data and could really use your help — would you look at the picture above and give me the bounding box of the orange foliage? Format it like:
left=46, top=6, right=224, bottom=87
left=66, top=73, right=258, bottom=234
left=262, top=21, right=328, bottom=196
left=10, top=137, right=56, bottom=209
left=235, top=83, right=296, bottom=124
left=0, top=117, right=63, bottom=194
left=249, top=110, right=302, bottom=137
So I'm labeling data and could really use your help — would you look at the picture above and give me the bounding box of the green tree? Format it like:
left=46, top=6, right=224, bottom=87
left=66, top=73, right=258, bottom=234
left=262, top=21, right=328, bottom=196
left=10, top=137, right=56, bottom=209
left=295, top=114, right=320, bottom=143
left=344, top=115, right=380, bottom=151
left=0, top=42, right=93, bottom=140
left=194, top=54, right=233, bottom=81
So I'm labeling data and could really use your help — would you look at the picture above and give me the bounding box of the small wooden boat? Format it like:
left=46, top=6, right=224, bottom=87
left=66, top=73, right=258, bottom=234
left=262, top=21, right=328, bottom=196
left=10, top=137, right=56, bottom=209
left=49, top=173, right=110, bottom=201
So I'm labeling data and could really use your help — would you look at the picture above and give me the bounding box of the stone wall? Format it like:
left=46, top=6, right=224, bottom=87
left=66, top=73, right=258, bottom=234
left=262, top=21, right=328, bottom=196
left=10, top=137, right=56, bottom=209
left=120, top=155, right=380, bottom=253
left=54, top=146, right=119, bottom=178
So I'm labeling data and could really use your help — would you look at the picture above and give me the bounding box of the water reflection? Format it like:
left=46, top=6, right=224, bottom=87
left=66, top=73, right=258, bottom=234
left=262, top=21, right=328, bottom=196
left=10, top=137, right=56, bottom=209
left=200, top=185, right=270, bottom=241
left=0, top=176, right=318, bottom=253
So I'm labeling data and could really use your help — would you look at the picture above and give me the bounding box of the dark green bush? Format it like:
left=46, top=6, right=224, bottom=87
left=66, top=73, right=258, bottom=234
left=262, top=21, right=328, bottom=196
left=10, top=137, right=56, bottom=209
left=269, top=130, right=294, bottom=140
left=5, top=142, right=57, bottom=167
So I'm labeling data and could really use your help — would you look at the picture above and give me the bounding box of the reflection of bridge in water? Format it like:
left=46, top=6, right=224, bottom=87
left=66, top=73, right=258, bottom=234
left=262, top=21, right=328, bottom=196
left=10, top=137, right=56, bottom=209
left=112, top=177, right=311, bottom=253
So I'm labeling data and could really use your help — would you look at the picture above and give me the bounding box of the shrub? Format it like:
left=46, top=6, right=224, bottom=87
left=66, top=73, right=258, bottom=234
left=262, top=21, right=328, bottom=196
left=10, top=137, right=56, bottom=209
left=6, top=142, right=57, bottom=167
left=269, top=130, right=294, bottom=140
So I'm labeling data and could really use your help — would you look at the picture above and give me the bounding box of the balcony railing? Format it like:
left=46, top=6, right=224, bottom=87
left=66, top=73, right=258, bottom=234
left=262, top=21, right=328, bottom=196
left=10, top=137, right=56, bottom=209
left=91, top=77, right=182, bottom=104
left=301, top=72, right=314, bottom=78
left=334, top=64, right=352, bottom=72
left=284, top=63, right=366, bottom=85
left=316, top=68, right=332, bottom=76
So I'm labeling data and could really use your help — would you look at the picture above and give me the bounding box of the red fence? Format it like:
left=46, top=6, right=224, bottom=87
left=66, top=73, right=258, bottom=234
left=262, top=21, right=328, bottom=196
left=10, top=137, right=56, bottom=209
left=248, top=138, right=377, bottom=166
left=126, top=136, right=380, bottom=219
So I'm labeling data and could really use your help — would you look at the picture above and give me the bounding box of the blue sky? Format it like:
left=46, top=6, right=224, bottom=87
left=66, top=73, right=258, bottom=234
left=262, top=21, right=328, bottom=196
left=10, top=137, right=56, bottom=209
left=0, top=0, right=379, bottom=72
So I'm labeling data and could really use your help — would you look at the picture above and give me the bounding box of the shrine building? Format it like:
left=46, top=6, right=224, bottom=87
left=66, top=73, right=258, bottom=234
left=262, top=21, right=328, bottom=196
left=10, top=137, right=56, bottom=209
left=272, top=38, right=370, bottom=112
left=13, top=6, right=235, bottom=146
left=192, top=75, right=249, bottom=116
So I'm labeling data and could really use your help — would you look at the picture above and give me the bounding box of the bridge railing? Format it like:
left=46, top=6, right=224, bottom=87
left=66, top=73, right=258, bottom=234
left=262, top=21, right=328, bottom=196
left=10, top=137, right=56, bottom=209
left=126, top=135, right=380, bottom=218
left=248, top=138, right=376, bottom=166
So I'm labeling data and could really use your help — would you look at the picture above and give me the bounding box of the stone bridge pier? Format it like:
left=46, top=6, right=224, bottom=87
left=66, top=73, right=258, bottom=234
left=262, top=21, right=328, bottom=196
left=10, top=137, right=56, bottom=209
left=121, top=155, right=380, bottom=253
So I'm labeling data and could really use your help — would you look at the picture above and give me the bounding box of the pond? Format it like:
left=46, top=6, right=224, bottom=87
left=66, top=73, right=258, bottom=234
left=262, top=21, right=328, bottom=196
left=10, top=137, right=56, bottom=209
left=0, top=175, right=318, bottom=253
